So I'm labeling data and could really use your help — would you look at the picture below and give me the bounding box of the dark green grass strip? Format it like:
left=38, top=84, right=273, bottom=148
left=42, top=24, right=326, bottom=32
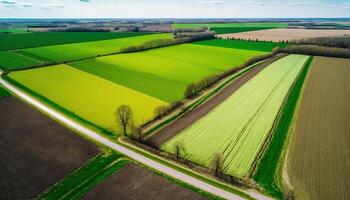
left=36, top=152, right=127, bottom=200
left=0, top=32, right=152, bottom=51
left=0, top=86, right=10, bottom=97
left=3, top=75, right=115, bottom=138
left=211, top=27, right=277, bottom=34
left=193, top=39, right=288, bottom=52
left=253, top=57, right=313, bottom=199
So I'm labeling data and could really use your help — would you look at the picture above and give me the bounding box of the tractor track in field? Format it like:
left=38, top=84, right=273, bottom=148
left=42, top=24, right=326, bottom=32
left=146, top=53, right=287, bottom=148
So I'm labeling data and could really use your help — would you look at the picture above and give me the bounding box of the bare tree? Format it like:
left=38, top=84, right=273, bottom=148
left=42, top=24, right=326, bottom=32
left=284, top=190, right=296, bottom=200
left=130, top=122, right=143, bottom=142
left=116, top=105, right=132, bottom=136
left=174, top=141, right=184, bottom=159
left=211, top=152, right=223, bottom=177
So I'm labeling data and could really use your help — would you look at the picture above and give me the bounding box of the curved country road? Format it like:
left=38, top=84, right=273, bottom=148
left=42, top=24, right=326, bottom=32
left=147, top=54, right=286, bottom=147
left=0, top=73, right=271, bottom=200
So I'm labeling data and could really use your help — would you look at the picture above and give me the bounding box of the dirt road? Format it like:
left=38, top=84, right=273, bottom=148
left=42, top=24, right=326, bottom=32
left=147, top=54, right=286, bottom=148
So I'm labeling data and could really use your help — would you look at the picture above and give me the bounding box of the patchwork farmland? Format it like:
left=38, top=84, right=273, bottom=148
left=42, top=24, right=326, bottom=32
left=161, top=55, right=309, bottom=178
left=7, top=65, right=167, bottom=135
left=2, top=18, right=350, bottom=200
left=0, top=33, right=172, bottom=70
left=287, top=57, right=350, bottom=200
left=7, top=39, right=269, bottom=136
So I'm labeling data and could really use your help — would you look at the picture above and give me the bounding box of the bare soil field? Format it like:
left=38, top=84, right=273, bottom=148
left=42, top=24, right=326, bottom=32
left=218, top=28, right=350, bottom=42
left=287, top=57, right=350, bottom=200
left=0, top=97, right=100, bottom=200
left=146, top=54, right=286, bottom=147
left=83, top=163, right=207, bottom=200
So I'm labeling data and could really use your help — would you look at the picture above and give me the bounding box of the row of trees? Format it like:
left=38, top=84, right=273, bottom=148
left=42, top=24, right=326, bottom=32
left=120, top=33, right=215, bottom=53
left=184, top=52, right=277, bottom=99
left=223, top=37, right=288, bottom=44
left=292, top=35, right=350, bottom=49
left=116, top=104, right=223, bottom=177
left=275, top=45, right=350, bottom=58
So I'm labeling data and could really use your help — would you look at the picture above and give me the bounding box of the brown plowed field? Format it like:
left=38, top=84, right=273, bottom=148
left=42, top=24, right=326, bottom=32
left=287, top=57, right=350, bottom=200
left=83, top=163, right=207, bottom=200
left=218, top=28, right=350, bottom=42
left=0, top=97, right=100, bottom=200
left=147, top=54, right=286, bottom=148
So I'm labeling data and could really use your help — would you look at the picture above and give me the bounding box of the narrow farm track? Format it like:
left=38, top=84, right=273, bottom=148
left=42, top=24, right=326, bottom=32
left=147, top=54, right=286, bottom=148
left=0, top=72, right=272, bottom=200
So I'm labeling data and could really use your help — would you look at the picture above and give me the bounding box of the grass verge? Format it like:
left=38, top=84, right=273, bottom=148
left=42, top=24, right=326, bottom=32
left=253, top=56, right=313, bottom=199
left=0, top=86, right=10, bottom=97
left=36, top=151, right=127, bottom=200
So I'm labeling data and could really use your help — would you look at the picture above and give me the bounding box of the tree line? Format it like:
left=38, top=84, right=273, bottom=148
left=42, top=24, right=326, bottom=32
left=292, top=35, right=350, bottom=49
left=275, top=45, right=350, bottom=58
left=120, top=32, right=215, bottom=53
left=184, top=52, right=278, bottom=99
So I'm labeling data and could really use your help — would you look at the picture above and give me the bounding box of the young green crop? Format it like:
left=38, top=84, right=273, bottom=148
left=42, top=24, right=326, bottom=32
left=162, top=55, right=309, bottom=178
left=193, top=39, right=288, bottom=52
left=8, top=64, right=167, bottom=134
left=69, top=43, right=264, bottom=102
left=21, top=34, right=173, bottom=63
left=0, top=51, right=44, bottom=70
left=0, top=32, right=152, bottom=51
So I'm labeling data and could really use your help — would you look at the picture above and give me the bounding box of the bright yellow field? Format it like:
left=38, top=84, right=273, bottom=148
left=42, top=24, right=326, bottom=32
left=8, top=64, right=167, bottom=134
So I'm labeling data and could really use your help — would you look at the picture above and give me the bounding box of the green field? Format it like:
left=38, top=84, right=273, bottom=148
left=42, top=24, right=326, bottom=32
left=193, top=39, right=288, bottom=52
left=0, top=86, right=10, bottom=97
left=162, top=55, right=309, bottom=178
left=0, top=34, right=172, bottom=71
left=21, top=33, right=172, bottom=62
left=0, top=28, right=28, bottom=34
left=8, top=64, right=167, bottom=134
left=172, top=23, right=288, bottom=34
left=69, top=43, right=265, bottom=102
left=0, top=32, right=152, bottom=51
left=37, top=152, right=128, bottom=200
left=0, top=51, right=47, bottom=70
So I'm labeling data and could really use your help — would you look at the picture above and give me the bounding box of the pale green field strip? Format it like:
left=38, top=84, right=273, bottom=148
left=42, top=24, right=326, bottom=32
left=8, top=64, right=167, bottom=134
left=20, top=34, right=172, bottom=62
left=162, top=54, right=309, bottom=178
left=70, top=44, right=264, bottom=102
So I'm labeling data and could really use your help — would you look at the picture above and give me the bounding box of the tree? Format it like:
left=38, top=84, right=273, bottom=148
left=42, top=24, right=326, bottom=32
left=130, top=122, right=143, bottom=142
left=174, top=141, right=184, bottom=159
left=116, top=105, right=132, bottom=136
left=211, top=152, right=223, bottom=177
left=154, top=105, right=168, bottom=118
left=284, top=190, right=296, bottom=200
left=184, top=83, right=197, bottom=98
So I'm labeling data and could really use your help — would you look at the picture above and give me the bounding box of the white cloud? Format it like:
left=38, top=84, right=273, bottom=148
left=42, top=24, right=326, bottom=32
left=199, top=0, right=223, bottom=5
left=1, top=0, right=16, bottom=4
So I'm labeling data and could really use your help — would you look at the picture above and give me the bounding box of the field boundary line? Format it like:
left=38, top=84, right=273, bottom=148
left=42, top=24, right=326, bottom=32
left=0, top=75, right=257, bottom=200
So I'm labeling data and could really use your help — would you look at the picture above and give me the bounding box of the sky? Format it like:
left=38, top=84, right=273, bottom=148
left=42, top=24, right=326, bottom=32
left=0, top=0, right=350, bottom=18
